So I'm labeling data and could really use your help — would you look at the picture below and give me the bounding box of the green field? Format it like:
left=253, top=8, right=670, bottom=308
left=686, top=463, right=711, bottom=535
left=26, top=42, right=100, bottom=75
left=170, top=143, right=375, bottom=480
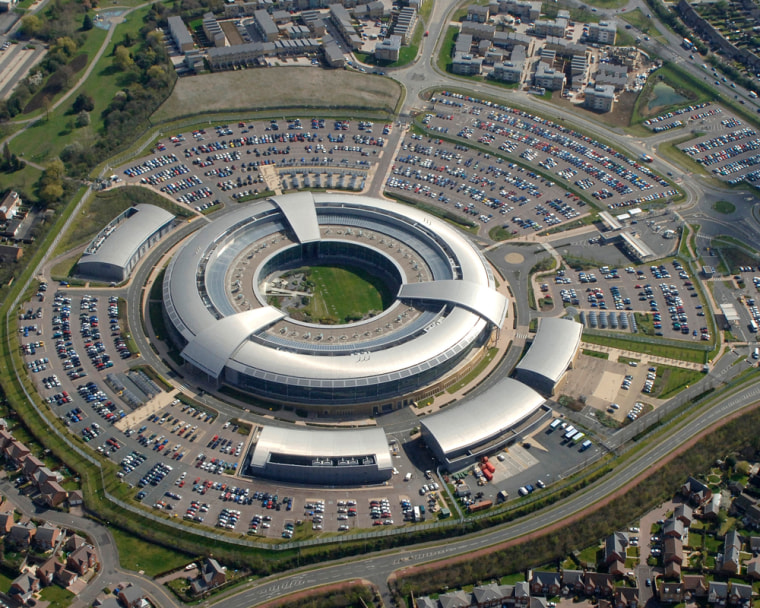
left=285, top=265, right=394, bottom=324
left=653, top=364, right=706, bottom=399
left=109, top=525, right=195, bottom=575
left=582, top=332, right=707, bottom=364
left=152, top=68, right=402, bottom=123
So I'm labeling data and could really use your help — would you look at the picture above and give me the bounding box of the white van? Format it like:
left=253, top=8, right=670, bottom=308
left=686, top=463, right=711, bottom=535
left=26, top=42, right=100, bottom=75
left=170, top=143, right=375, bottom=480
left=404, top=472, right=412, bottom=481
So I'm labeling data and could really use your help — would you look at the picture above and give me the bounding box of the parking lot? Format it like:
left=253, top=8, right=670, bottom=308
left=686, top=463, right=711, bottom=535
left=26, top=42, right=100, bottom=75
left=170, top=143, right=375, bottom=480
left=119, top=118, right=392, bottom=211
left=677, top=109, right=760, bottom=186
left=384, top=130, right=587, bottom=237
left=21, top=279, right=610, bottom=538
left=448, top=420, right=603, bottom=510
left=18, top=284, right=468, bottom=536
left=545, top=258, right=708, bottom=341
left=415, top=91, right=677, bottom=212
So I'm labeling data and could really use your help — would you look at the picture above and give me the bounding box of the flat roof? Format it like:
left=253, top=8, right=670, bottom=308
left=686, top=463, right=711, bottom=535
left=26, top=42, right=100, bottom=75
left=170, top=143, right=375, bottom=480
left=619, top=231, right=656, bottom=260
left=515, top=317, right=582, bottom=385
left=420, top=378, right=544, bottom=457
left=168, top=16, right=193, bottom=48
left=251, top=425, right=392, bottom=471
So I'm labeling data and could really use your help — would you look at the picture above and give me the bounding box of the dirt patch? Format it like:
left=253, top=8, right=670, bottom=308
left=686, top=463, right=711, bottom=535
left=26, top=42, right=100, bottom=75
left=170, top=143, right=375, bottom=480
left=152, top=67, right=402, bottom=122
left=552, top=90, right=638, bottom=130
left=593, top=370, right=622, bottom=401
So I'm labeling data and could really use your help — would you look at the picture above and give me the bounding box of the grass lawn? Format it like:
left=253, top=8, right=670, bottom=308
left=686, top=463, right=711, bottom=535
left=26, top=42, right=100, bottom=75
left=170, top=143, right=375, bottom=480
left=153, top=68, right=402, bottom=123
left=581, top=0, right=628, bottom=8
left=284, top=265, right=393, bottom=324
left=0, top=164, right=42, bottom=197
left=446, top=347, right=499, bottom=394
left=489, top=225, right=514, bottom=241
left=581, top=332, right=707, bottom=363
left=620, top=8, right=664, bottom=39
left=713, top=200, right=736, bottom=214
left=653, top=365, right=705, bottom=399
left=583, top=349, right=609, bottom=359
left=39, top=585, right=74, bottom=608
left=13, top=26, right=109, bottom=164
left=54, top=186, right=191, bottom=257
left=578, top=544, right=602, bottom=567
left=0, top=570, right=13, bottom=593
left=616, top=28, right=637, bottom=47
left=437, top=26, right=459, bottom=73
left=110, top=525, right=195, bottom=575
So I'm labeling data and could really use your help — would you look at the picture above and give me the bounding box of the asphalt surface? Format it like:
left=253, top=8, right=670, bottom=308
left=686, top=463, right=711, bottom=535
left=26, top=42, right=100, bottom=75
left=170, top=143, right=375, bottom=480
left=210, top=379, right=760, bottom=608
left=7, top=0, right=760, bottom=604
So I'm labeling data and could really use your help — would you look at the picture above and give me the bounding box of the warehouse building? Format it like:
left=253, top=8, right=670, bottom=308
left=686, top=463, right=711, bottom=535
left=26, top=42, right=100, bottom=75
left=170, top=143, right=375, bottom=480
left=77, top=205, right=175, bottom=283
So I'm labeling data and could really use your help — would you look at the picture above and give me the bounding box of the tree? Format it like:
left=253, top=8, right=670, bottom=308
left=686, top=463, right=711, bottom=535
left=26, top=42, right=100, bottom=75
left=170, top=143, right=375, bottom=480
left=75, top=110, right=90, bottom=128
left=54, top=36, right=77, bottom=57
left=113, top=45, right=134, bottom=71
left=43, top=158, right=65, bottom=182
left=40, top=183, right=64, bottom=203
left=20, top=14, right=43, bottom=38
left=72, top=93, right=94, bottom=113
left=83, top=13, right=93, bottom=31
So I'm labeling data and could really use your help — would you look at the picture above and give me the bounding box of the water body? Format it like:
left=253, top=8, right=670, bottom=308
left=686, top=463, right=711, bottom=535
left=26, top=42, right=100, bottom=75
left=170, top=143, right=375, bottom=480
left=648, top=82, right=689, bottom=111
left=94, top=10, right=125, bottom=30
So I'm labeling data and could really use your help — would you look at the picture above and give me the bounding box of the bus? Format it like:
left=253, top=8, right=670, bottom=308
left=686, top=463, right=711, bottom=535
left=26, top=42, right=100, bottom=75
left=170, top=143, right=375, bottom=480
left=563, top=425, right=576, bottom=440
left=580, top=439, right=593, bottom=452
left=549, top=419, right=562, bottom=431
left=749, top=320, right=758, bottom=333
left=571, top=431, right=585, bottom=444
left=682, top=38, right=693, bottom=50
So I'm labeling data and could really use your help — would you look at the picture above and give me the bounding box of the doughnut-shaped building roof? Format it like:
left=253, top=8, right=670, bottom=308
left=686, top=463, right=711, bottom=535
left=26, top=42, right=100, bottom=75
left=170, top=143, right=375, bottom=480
left=163, top=193, right=508, bottom=406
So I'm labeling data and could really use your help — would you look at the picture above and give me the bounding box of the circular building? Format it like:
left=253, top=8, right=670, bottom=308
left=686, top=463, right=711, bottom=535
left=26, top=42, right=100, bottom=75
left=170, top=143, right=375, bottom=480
left=163, top=192, right=508, bottom=414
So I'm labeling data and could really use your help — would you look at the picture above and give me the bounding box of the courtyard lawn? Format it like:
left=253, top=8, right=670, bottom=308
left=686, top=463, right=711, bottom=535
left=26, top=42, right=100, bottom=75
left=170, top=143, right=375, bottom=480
left=287, top=265, right=394, bottom=324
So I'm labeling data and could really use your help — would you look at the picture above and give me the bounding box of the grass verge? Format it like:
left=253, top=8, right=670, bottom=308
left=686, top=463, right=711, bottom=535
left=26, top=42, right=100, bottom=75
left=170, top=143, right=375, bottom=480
left=582, top=332, right=707, bottom=363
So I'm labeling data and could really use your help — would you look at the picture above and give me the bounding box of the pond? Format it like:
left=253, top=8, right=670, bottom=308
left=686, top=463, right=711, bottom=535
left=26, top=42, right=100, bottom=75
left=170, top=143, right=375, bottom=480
left=648, top=82, right=689, bottom=111
left=94, top=10, right=126, bottom=29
